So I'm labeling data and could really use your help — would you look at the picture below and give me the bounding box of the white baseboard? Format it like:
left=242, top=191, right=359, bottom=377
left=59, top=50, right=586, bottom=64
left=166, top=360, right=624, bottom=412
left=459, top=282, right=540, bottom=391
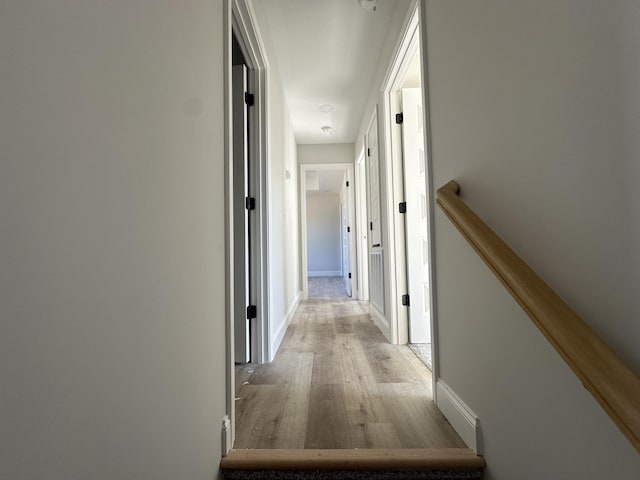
left=307, top=270, right=342, bottom=277
left=270, top=291, right=302, bottom=361
left=287, top=290, right=302, bottom=325
left=435, top=380, right=480, bottom=454
left=369, top=304, right=390, bottom=341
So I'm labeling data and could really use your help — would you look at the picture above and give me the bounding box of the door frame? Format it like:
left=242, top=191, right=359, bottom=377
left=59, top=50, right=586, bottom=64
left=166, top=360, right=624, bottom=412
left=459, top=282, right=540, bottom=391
left=381, top=2, right=418, bottom=347
left=380, top=2, right=439, bottom=395
left=299, top=163, right=356, bottom=300
left=231, top=0, right=270, bottom=367
left=340, top=173, right=353, bottom=297
left=225, top=0, right=270, bottom=450
left=232, top=63, right=250, bottom=364
left=364, top=108, right=392, bottom=337
left=225, top=0, right=445, bottom=458
left=354, top=148, right=369, bottom=301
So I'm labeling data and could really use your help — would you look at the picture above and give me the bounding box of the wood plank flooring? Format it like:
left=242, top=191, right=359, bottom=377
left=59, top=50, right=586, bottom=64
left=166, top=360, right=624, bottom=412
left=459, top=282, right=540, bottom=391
left=307, top=276, right=350, bottom=299
left=234, top=297, right=465, bottom=449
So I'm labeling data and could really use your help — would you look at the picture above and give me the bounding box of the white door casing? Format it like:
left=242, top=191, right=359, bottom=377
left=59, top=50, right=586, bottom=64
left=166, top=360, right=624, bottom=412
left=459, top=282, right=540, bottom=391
left=299, top=163, right=355, bottom=299
left=367, top=119, right=382, bottom=249
left=232, top=64, right=250, bottom=363
left=355, top=152, right=369, bottom=301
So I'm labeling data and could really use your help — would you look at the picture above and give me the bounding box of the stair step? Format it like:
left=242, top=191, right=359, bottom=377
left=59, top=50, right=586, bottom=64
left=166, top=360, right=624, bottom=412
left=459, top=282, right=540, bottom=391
left=221, top=448, right=485, bottom=479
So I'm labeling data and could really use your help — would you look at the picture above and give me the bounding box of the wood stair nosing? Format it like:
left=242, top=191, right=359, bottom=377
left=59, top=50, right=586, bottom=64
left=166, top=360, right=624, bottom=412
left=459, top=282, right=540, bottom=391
left=220, top=448, right=486, bottom=472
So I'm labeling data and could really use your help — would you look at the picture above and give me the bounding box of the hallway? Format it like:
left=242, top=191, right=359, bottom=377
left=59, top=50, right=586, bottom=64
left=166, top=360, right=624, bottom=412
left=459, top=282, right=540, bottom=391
left=234, top=298, right=464, bottom=449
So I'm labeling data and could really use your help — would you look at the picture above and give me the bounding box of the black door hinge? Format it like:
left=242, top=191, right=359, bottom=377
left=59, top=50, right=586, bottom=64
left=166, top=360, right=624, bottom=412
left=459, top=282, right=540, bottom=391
left=399, top=202, right=407, bottom=214
left=244, top=92, right=255, bottom=106
left=369, top=221, right=373, bottom=231
left=245, top=197, right=255, bottom=211
left=247, top=305, right=257, bottom=319
left=395, top=112, right=404, bottom=124
left=401, top=294, right=410, bottom=306
left=348, top=273, right=352, bottom=279
left=347, top=226, right=351, bottom=233
left=367, top=148, right=371, bottom=157
left=346, top=181, right=350, bottom=187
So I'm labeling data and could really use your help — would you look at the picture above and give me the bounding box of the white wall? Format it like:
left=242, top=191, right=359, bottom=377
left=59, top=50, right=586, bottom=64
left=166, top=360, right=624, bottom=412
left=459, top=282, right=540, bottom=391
left=0, top=2, right=227, bottom=480
left=259, top=16, right=301, bottom=360
left=423, top=1, right=640, bottom=478
left=298, top=144, right=355, bottom=285
left=354, top=1, right=413, bottom=156
left=306, top=193, right=342, bottom=275
left=298, top=143, right=355, bottom=165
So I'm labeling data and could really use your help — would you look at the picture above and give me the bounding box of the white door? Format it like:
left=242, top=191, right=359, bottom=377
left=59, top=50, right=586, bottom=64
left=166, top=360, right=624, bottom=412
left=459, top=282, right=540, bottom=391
left=366, top=113, right=384, bottom=313
left=341, top=183, right=352, bottom=296
left=367, top=118, right=382, bottom=249
left=401, top=88, right=430, bottom=343
left=355, top=158, right=369, bottom=301
left=233, top=64, right=251, bottom=363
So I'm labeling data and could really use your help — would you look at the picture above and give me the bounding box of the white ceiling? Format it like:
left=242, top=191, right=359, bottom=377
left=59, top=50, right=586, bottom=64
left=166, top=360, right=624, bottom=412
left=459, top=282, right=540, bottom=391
left=251, top=0, right=409, bottom=144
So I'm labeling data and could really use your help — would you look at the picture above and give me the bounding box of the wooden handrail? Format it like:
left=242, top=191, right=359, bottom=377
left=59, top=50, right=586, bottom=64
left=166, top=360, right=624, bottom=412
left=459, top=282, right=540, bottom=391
left=436, top=180, right=640, bottom=455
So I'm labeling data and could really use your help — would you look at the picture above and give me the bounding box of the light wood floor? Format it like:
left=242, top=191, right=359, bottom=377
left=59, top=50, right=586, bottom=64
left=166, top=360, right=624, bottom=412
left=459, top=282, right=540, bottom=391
left=234, top=297, right=465, bottom=449
left=307, top=276, right=350, bottom=299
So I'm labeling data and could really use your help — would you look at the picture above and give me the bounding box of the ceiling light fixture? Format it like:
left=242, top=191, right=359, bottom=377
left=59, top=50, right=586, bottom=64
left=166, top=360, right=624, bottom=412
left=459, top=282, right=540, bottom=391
left=320, top=104, right=333, bottom=113
left=358, top=0, right=377, bottom=11
left=321, top=125, right=333, bottom=136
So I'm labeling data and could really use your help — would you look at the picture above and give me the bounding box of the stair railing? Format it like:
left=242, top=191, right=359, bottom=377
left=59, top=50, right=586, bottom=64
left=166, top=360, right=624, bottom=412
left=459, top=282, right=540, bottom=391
left=436, top=180, right=640, bottom=455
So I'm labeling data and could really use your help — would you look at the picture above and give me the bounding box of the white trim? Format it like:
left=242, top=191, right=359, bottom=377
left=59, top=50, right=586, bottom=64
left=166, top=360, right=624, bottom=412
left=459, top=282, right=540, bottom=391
left=221, top=415, right=232, bottom=457
left=381, top=2, right=420, bottom=348
left=369, top=304, right=389, bottom=335
left=381, top=1, right=421, bottom=92
left=379, top=2, right=442, bottom=402
left=271, top=291, right=301, bottom=358
left=418, top=0, right=440, bottom=398
left=299, top=162, right=355, bottom=300
left=232, top=0, right=270, bottom=366
left=299, top=169, right=308, bottom=300
left=354, top=148, right=369, bottom=301
left=341, top=171, right=358, bottom=299
left=307, top=270, right=342, bottom=277
left=435, top=381, right=481, bottom=454
left=223, top=0, right=234, bottom=447
left=227, top=0, right=271, bottom=449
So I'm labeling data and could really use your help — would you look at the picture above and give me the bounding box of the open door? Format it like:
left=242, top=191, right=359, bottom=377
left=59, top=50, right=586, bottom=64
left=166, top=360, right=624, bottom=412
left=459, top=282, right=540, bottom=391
left=401, top=88, right=430, bottom=344
left=341, top=178, right=352, bottom=297
left=233, top=64, right=251, bottom=363
left=355, top=153, right=369, bottom=301
left=367, top=112, right=385, bottom=314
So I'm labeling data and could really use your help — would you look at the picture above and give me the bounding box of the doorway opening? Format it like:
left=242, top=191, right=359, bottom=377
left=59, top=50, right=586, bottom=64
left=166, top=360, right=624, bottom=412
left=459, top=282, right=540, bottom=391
left=381, top=7, right=435, bottom=374
left=399, top=54, right=432, bottom=370
left=300, top=163, right=356, bottom=301
left=231, top=33, right=252, bottom=364
left=227, top=0, right=467, bottom=455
